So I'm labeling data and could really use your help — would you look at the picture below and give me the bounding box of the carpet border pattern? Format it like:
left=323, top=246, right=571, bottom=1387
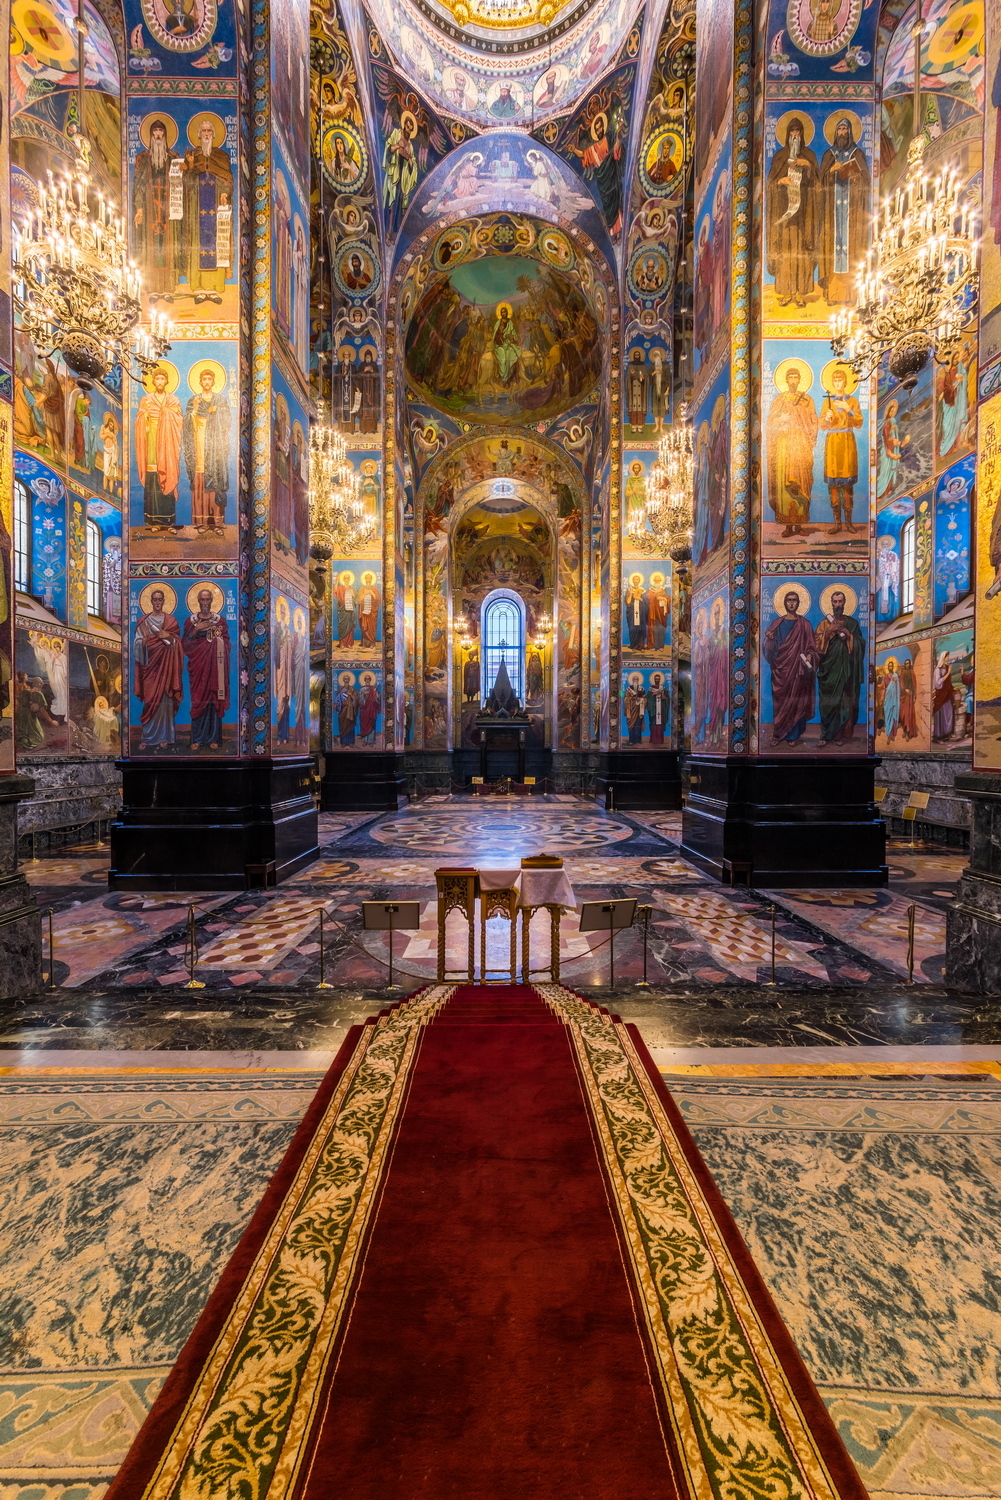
left=129, top=986, right=452, bottom=1500
left=537, top=983, right=868, bottom=1500
left=107, top=982, right=867, bottom=1500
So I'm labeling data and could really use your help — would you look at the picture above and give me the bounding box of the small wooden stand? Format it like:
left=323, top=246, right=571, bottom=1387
left=520, top=904, right=563, bottom=983
left=480, top=887, right=519, bottom=983
left=434, top=867, right=479, bottom=982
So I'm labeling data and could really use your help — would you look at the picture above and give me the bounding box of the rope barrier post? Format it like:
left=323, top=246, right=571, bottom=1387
left=608, top=910, right=616, bottom=988
left=183, top=904, right=206, bottom=989
left=636, top=904, right=652, bottom=987
left=907, top=902, right=916, bottom=984
left=761, top=905, right=778, bottom=986
left=387, top=904, right=400, bottom=992
left=40, top=908, right=55, bottom=989
left=317, top=908, right=333, bottom=989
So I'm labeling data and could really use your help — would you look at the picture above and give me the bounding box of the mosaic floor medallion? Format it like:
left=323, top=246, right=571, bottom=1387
left=366, top=808, right=638, bottom=855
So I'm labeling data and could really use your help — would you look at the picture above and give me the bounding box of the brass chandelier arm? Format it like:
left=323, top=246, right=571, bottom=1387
left=309, top=402, right=377, bottom=556
left=627, top=403, right=694, bottom=562
left=12, top=168, right=172, bottom=383
left=10, top=0, right=172, bottom=384
left=829, top=137, right=978, bottom=389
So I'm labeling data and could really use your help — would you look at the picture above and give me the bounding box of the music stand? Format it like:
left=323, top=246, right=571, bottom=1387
left=362, top=901, right=421, bottom=991
left=579, top=899, right=636, bottom=988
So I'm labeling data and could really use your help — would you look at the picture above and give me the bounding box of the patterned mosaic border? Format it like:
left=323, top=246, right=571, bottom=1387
left=728, top=0, right=754, bottom=754
left=538, top=984, right=865, bottom=1499
left=131, top=987, right=453, bottom=1500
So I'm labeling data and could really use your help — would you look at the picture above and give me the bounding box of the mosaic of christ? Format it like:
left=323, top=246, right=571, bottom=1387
left=404, top=256, right=602, bottom=426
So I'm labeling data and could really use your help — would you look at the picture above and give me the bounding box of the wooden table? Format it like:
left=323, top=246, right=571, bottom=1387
left=434, top=868, right=479, bottom=982
left=479, top=867, right=577, bottom=984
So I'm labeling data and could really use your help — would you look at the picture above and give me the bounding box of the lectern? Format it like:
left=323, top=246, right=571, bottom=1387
left=363, top=901, right=421, bottom=991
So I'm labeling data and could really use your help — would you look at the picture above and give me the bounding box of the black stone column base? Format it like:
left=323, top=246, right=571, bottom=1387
left=320, top=751, right=407, bottom=812
left=946, top=773, right=1001, bottom=993
left=0, top=775, right=42, bottom=997
left=109, top=758, right=318, bottom=890
left=681, top=754, right=887, bottom=887
left=596, top=750, right=682, bottom=810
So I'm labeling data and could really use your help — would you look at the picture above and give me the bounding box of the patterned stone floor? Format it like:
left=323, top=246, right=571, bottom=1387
left=3, top=799, right=996, bottom=1500
left=23, top=797, right=954, bottom=994
left=3, top=1057, right=1001, bottom=1500
left=672, top=1072, right=1001, bottom=1500
left=0, top=1067, right=321, bottom=1500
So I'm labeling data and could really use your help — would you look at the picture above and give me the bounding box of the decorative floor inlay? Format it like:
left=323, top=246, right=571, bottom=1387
left=0, top=1069, right=322, bottom=1500
left=47, top=897, right=231, bottom=987
left=364, top=807, right=640, bottom=854
left=195, top=896, right=335, bottom=970
left=656, top=891, right=831, bottom=981
left=765, top=887, right=947, bottom=982
left=671, top=1073, right=1001, bottom=1500
left=22, top=799, right=961, bottom=992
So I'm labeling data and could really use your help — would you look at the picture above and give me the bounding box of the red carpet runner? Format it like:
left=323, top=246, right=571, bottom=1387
left=107, top=985, right=868, bottom=1499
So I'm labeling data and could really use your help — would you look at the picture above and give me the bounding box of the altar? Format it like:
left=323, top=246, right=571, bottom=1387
left=475, top=715, right=531, bottom=782
left=435, top=863, right=577, bottom=984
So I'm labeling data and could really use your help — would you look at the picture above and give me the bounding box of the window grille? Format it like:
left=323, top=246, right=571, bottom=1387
left=481, top=592, right=525, bottom=703
left=86, top=518, right=102, bottom=616
left=900, top=517, right=915, bottom=615
left=13, top=480, right=30, bottom=593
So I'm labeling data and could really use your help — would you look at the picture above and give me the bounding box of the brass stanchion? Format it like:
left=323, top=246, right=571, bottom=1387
left=636, top=904, right=652, bottom=987
left=907, top=902, right=916, bottom=984
left=386, top=904, right=401, bottom=991
left=608, top=906, right=617, bottom=987
left=183, top=904, right=206, bottom=989
left=317, top=909, right=333, bottom=989
left=41, top=908, right=55, bottom=989
left=762, top=905, right=777, bottom=986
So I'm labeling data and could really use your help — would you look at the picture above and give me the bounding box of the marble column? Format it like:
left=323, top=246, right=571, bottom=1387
left=946, top=775, right=1001, bottom=993
left=109, top=0, right=318, bottom=889
left=680, top=0, right=885, bottom=886
left=0, top=19, right=42, bottom=996
left=948, top=0, right=1001, bottom=989
left=0, top=777, right=41, bottom=997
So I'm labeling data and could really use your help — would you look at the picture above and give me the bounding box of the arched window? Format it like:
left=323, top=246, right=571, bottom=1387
left=900, top=517, right=916, bottom=615
left=481, top=589, right=526, bottom=704
left=86, top=519, right=102, bottom=617
left=13, top=480, right=30, bottom=593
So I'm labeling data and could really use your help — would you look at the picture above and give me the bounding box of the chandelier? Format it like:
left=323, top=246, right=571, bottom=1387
left=627, top=405, right=694, bottom=561
left=13, top=157, right=171, bottom=386
left=308, top=403, right=376, bottom=559
left=830, top=136, right=978, bottom=389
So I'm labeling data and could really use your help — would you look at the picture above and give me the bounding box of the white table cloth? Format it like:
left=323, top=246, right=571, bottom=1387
left=477, top=867, right=577, bottom=909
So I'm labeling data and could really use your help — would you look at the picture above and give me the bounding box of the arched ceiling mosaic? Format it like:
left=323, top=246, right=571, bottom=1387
left=450, top=475, right=553, bottom=522
left=404, top=250, right=602, bottom=424
left=363, top=0, right=644, bottom=129
left=419, top=431, right=584, bottom=521
left=398, top=213, right=610, bottom=428
left=395, top=134, right=611, bottom=260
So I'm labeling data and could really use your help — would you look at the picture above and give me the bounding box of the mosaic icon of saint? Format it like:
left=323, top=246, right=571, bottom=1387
left=133, top=588, right=184, bottom=749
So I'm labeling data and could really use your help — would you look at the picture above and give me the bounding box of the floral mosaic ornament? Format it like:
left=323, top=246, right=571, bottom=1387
left=114, top=983, right=865, bottom=1500
left=130, top=986, right=454, bottom=1500
left=537, top=985, right=866, bottom=1500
